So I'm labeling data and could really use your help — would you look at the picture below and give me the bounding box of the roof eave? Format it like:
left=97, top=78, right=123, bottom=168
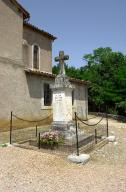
left=24, top=68, right=89, bottom=85
left=23, top=22, right=57, bottom=41
left=10, top=0, right=30, bottom=20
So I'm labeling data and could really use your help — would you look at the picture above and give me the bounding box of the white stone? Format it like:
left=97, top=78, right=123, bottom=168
left=114, top=141, right=118, bottom=145
left=107, top=135, right=116, bottom=142
left=7, top=144, right=13, bottom=147
left=101, top=136, right=106, bottom=139
left=52, top=89, right=73, bottom=122
left=0, top=143, right=11, bottom=147
left=67, top=154, right=90, bottom=164
left=5, top=143, right=13, bottom=147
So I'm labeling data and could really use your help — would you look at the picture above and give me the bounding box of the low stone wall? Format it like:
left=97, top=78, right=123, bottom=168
left=0, top=112, right=53, bottom=131
left=89, top=112, right=126, bottom=122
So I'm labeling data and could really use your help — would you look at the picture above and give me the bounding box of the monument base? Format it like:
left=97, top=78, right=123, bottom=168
left=51, top=121, right=85, bottom=141
left=51, top=121, right=94, bottom=151
left=52, top=121, right=74, bottom=131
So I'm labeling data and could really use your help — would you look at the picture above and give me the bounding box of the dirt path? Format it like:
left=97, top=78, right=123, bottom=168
left=0, top=117, right=126, bottom=192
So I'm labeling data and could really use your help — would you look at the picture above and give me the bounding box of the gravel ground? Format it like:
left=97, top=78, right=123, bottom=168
left=0, top=117, right=126, bottom=192
left=0, top=125, right=50, bottom=144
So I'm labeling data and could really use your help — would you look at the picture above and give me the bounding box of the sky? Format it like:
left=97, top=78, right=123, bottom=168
left=19, top=0, right=126, bottom=68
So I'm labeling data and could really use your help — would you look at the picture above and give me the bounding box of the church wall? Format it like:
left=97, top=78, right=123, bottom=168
left=0, top=0, right=23, bottom=61
left=72, top=84, right=88, bottom=120
left=0, top=59, right=53, bottom=130
left=0, top=0, right=88, bottom=131
left=23, top=26, right=52, bottom=73
left=0, top=58, right=88, bottom=129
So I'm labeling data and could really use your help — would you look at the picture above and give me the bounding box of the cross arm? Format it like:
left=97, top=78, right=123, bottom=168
left=63, top=55, right=69, bottom=60
left=55, top=57, right=60, bottom=62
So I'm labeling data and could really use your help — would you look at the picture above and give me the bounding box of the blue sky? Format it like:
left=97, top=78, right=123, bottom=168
left=19, top=0, right=126, bottom=67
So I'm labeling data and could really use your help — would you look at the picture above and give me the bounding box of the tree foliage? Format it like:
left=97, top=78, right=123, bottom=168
left=53, top=47, right=126, bottom=115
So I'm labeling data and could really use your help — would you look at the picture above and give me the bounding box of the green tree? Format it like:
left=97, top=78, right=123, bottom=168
left=52, top=47, right=126, bottom=115
left=52, top=64, right=60, bottom=75
left=83, top=47, right=126, bottom=114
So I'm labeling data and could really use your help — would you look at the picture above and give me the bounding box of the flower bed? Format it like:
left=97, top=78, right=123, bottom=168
left=40, top=131, right=64, bottom=149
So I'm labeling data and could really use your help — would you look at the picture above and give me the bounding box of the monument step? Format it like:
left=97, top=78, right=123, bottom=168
left=79, top=138, right=108, bottom=154
left=94, top=138, right=108, bottom=150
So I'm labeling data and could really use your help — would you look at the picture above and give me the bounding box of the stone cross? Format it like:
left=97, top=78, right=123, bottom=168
left=55, top=51, right=69, bottom=75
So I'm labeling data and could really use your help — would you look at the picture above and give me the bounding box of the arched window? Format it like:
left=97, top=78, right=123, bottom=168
left=33, top=44, right=40, bottom=69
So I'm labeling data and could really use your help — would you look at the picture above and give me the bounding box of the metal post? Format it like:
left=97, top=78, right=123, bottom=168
left=10, top=111, right=13, bottom=144
left=36, top=125, right=37, bottom=137
left=75, top=112, right=79, bottom=156
left=95, top=129, right=97, bottom=144
left=106, top=112, right=109, bottom=137
left=38, top=132, right=41, bottom=149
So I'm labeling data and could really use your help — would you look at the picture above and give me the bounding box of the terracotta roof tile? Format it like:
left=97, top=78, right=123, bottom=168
left=24, top=22, right=57, bottom=41
left=10, top=0, right=30, bottom=19
left=9, top=1, right=56, bottom=39
left=24, top=68, right=89, bottom=85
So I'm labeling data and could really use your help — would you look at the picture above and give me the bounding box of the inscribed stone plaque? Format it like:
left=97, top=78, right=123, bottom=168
left=53, top=91, right=66, bottom=121
left=54, top=93, right=63, bottom=102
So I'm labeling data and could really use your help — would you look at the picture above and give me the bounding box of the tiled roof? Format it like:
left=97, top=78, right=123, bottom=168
left=10, top=0, right=30, bottom=19
left=24, top=22, right=57, bottom=41
left=12, top=1, right=56, bottom=40
left=70, top=77, right=90, bottom=85
left=24, top=68, right=89, bottom=85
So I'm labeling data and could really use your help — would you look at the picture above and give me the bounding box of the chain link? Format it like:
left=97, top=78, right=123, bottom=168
left=76, top=115, right=104, bottom=126
left=12, top=113, right=52, bottom=123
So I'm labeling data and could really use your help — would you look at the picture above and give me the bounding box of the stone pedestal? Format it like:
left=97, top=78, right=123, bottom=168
left=52, top=88, right=73, bottom=124
left=51, top=74, right=75, bottom=137
left=51, top=74, right=85, bottom=143
left=51, top=50, right=85, bottom=144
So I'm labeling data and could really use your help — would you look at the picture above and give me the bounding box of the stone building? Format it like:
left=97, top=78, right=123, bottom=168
left=0, top=0, right=88, bottom=128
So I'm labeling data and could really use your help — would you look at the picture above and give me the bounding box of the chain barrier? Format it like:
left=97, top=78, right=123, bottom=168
left=74, top=112, right=108, bottom=155
left=85, top=115, right=99, bottom=121
left=12, top=113, right=52, bottom=123
left=78, top=115, right=99, bottom=122
left=9, top=111, right=53, bottom=145
left=76, top=114, right=104, bottom=126
left=74, top=111, right=100, bottom=122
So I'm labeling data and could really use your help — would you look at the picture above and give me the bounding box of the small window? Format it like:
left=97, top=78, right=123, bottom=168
left=33, top=45, right=39, bottom=69
left=44, top=83, right=52, bottom=106
left=72, top=90, right=74, bottom=106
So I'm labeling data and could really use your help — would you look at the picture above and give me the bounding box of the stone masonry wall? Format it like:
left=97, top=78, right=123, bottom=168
left=0, top=59, right=52, bottom=129
left=0, top=59, right=88, bottom=129
left=23, top=26, right=52, bottom=73
left=0, top=0, right=23, bottom=61
left=73, top=84, right=88, bottom=120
